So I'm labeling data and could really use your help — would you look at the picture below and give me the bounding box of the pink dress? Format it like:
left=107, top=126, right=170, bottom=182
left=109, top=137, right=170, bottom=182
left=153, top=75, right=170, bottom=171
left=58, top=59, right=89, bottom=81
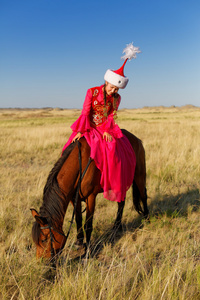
left=62, top=85, right=136, bottom=202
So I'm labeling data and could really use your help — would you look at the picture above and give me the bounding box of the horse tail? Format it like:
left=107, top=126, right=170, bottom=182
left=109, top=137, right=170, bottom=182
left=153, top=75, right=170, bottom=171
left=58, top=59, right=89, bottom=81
left=132, top=180, right=149, bottom=218
left=131, top=138, right=149, bottom=218
left=132, top=180, right=144, bottom=215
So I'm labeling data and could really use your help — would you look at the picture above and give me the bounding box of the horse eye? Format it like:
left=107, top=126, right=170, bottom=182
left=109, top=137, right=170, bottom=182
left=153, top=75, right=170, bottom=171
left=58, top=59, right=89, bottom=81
left=41, top=238, right=48, bottom=244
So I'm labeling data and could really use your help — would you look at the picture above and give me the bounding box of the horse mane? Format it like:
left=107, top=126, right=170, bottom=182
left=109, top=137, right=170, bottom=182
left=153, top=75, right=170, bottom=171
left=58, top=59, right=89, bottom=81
left=32, top=141, right=77, bottom=245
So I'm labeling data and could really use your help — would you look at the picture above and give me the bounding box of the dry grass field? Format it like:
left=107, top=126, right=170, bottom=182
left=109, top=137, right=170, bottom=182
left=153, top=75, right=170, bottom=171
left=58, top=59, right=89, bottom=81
left=0, top=106, right=200, bottom=299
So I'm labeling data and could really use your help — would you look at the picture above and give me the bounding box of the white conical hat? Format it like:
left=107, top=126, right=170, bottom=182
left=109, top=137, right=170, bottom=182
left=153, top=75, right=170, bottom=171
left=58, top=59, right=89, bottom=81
left=104, top=43, right=141, bottom=89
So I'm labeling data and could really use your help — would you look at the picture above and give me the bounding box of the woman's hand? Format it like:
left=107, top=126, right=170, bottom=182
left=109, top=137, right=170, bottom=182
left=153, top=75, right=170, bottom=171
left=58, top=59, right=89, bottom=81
left=72, top=132, right=82, bottom=143
left=103, top=132, right=113, bottom=142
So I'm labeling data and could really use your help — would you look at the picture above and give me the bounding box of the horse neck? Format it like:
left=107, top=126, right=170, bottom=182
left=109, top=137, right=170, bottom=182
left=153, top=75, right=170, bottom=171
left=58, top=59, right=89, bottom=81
left=57, top=145, right=81, bottom=195
left=57, top=141, right=91, bottom=211
left=41, top=140, right=90, bottom=228
left=39, top=144, right=79, bottom=227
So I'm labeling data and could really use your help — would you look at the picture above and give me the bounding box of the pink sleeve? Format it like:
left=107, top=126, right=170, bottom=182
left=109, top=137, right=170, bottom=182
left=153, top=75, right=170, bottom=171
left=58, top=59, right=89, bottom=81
left=70, top=91, right=122, bottom=138
left=70, top=89, right=92, bottom=133
left=82, top=89, right=93, bottom=115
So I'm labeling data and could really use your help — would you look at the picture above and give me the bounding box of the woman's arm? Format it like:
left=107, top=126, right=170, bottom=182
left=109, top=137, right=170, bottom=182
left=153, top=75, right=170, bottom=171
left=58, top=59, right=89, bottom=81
left=82, top=89, right=93, bottom=115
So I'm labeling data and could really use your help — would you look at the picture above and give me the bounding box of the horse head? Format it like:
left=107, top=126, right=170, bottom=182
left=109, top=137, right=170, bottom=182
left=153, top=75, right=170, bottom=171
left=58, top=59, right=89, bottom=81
left=31, top=209, right=67, bottom=259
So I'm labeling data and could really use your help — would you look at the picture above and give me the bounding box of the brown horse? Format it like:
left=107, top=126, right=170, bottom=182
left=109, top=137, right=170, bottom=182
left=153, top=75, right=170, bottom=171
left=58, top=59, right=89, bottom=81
left=31, top=129, right=149, bottom=259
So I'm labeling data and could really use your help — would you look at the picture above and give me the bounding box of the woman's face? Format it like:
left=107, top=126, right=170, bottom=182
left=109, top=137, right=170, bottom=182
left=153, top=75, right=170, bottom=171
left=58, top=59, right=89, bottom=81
left=105, top=82, right=119, bottom=95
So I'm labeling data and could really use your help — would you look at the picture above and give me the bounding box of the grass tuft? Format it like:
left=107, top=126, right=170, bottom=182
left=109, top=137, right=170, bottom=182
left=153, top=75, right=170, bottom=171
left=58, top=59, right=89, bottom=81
left=0, top=107, right=200, bottom=299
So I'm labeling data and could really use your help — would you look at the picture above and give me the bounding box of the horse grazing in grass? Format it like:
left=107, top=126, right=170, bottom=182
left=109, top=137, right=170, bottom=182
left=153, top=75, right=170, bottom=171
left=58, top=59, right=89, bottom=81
left=31, top=129, right=149, bottom=259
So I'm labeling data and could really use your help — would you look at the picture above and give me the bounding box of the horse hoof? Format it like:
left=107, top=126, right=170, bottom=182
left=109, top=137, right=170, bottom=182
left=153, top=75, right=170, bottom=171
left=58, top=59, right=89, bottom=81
left=74, top=240, right=84, bottom=250
left=144, top=212, right=150, bottom=221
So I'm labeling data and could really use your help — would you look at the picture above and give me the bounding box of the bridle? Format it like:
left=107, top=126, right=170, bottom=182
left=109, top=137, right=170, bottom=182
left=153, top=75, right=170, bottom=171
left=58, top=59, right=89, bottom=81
left=40, top=224, right=66, bottom=259
left=39, top=140, right=92, bottom=260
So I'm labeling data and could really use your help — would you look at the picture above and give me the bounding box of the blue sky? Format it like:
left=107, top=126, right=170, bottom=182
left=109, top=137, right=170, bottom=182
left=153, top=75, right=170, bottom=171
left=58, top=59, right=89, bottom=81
left=0, top=0, right=199, bottom=109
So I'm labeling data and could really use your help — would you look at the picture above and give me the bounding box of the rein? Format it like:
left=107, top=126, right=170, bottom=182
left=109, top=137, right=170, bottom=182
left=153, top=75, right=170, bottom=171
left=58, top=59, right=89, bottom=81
left=64, top=140, right=92, bottom=241
left=40, top=140, right=92, bottom=260
left=40, top=224, right=66, bottom=258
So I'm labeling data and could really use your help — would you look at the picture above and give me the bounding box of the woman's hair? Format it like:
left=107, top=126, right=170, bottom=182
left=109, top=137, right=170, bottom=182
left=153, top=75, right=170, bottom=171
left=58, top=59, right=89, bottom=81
left=103, top=84, right=118, bottom=117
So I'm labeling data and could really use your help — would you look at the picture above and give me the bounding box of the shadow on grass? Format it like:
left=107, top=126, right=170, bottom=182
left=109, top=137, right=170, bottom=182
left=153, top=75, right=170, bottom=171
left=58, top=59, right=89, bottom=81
left=67, top=187, right=199, bottom=260
left=149, top=187, right=200, bottom=217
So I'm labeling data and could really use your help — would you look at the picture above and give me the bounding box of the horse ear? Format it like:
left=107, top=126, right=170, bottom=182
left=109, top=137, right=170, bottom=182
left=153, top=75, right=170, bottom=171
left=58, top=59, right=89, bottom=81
left=35, top=215, right=48, bottom=226
left=30, top=209, right=48, bottom=225
left=30, top=208, right=39, bottom=218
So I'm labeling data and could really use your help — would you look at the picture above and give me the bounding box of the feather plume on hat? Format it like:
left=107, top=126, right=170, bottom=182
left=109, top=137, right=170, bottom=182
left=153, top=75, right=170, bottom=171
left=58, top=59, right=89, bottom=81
left=121, top=43, right=141, bottom=61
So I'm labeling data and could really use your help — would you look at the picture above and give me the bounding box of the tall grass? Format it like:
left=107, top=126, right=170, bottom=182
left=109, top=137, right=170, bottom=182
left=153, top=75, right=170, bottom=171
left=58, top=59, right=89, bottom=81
left=0, top=107, right=200, bottom=299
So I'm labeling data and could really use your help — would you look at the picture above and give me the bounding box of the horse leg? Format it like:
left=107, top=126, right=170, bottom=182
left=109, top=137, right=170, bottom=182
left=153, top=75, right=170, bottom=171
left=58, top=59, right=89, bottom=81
left=113, top=200, right=125, bottom=231
left=84, top=194, right=96, bottom=248
left=75, top=199, right=84, bottom=247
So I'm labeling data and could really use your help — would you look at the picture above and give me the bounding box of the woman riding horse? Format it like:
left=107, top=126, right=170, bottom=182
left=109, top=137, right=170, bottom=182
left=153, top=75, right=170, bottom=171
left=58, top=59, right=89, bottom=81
left=62, top=43, right=141, bottom=203
left=31, top=43, right=148, bottom=259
